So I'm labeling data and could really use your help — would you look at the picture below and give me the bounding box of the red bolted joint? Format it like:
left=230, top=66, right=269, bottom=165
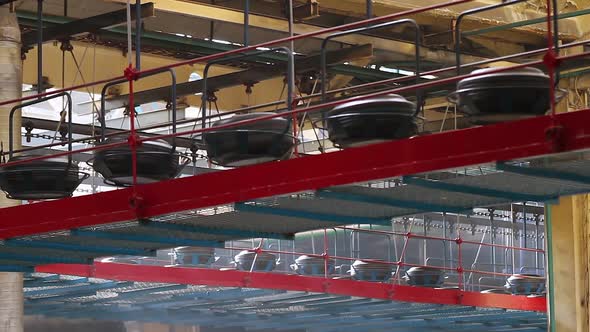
left=127, top=134, right=142, bottom=148
left=456, top=267, right=464, bottom=274
left=545, top=125, right=564, bottom=152
left=455, top=237, right=463, bottom=245
left=124, top=65, right=139, bottom=81
left=242, top=276, right=252, bottom=286
left=543, top=50, right=561, bottom=70
left=253, top=247, right=263, bottom=254
left=397, top=261, right=405, bottom=267
left=128, top=193, right=144, bottom=215
left=405, top=232, right=413, bottom=238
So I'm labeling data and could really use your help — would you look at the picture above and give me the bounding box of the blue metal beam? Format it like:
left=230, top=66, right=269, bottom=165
left=402, top=176, right=552, bottom=202
left=25, top=281, right=133, bottom=298
left=0, top=265, right=34, bottom=272
left=24, top=277, right=89, bottom=288
left=25, top=273, right=60, bottom=281
left=139, top=220, right=294, bottom=240
left=88, top=284, right=188, bottom=303
left=142, top=288, right=281, bottom=309
left=5, top=239, right=156, bottom=257
left=70, top=229, right=225, bottom=247
left=171, top=290, right=280, bottom=310
left=260, top=305, right=466, bottom=330
left=0, top=251, right=90, bottom=265
left=317, top=311, right=540, bottom=332
left=236, top=203, right=392, bottom=225
left=317, top=189, right=472, bottom=214
left=23, top=299, right=546, bottom=332
left=497, top=162, right=590, bottom=185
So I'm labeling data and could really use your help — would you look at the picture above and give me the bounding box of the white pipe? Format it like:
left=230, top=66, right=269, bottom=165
left=0, top=4, right=24, bottom=331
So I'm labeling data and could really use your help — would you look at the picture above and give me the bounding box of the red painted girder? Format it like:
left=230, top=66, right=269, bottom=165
left=36, top=263, right=547, bottom=312
left=2, top=110, right=590, bottom=239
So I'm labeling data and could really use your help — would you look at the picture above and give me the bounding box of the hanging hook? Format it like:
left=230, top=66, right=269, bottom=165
left=24, top=121, right=34, bottom=143
left=59, top=39, right=74, bottom=53
left=0, top=142, right=5, bottom=164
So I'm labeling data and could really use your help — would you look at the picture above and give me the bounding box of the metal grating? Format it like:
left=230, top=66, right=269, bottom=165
left=23, top=272, right=547, bottom=331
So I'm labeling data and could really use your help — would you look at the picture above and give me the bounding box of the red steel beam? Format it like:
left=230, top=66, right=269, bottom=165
left=1, top=109, right=589, bottom=239
left=36, top=262, right=547, bottom=312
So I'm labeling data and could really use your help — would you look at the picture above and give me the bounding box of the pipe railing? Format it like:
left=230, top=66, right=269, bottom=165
left=0, top=0, right=478, bottom=109
left=6, top=33, right=590, bottom=159
left=1, top=50, right=588, bottom=170
left=320, top=18, right=421, bottom=109
left=154, top=221, right=547, bottom=293
left=0, top=0, right=582, bottom=194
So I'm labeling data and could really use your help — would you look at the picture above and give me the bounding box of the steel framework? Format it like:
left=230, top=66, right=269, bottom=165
left=24, top=264, right=547, bottom=331
left=0, top=0, right=585, bottom=326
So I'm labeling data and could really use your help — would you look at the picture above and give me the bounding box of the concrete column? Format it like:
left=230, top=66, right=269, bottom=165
left=0, top=4, right=23, bottom=332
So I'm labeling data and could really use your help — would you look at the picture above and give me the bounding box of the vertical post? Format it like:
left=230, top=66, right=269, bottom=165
left=511, top=206, right=517, bottom=274
left=287, top=0, right=295, bottom=96
left=457, top=236, right=463, bottom=290
left=128, top=75, right=137, bottom=187
left=366, top=0, right=372, bottom=19
left=323, top=229, right=329, bottom=279
left=488, top=209, right=496, bottom=274
left=523, top=203, right=527, bottom=248
left=442, top=213, right=447, bottom=270
left=243, top=0, right=249, bottom=47
left=36, top=0, right=43, bottom=95
left=521, top=203, right=527, bottom=270
left=135, top=0, right=141, bottom=70
left=209, top=0, right=215, bottom=41
left=545, top=0, right=557, bottom=116
left=125, top=0, right=137, bottom=189
left=286, top=0, right=298, bottom=156
left=535, top=214, right=540, bottom=271
left=422, top=215, right=427, bottom=265
left=61, top=0, right=67, bottom=110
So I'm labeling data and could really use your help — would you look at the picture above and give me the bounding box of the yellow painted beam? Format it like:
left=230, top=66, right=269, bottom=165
left=22, top=41, right=286, bottom=112
left=104, top=0, right=493, bottom=66
left=319, top=0, right=579, bottom=43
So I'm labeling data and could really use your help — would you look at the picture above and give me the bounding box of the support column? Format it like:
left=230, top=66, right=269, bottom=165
left=547, top=195, right=590, bottom=332
left=0, top=4, right=24, bottom=332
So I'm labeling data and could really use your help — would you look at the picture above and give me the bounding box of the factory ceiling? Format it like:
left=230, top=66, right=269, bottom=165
left=8, top=0, right=590, bottom=124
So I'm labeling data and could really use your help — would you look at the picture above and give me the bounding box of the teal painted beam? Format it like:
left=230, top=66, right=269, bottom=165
left=139, top=220, right=294, bottom=240
left=236, top=202, right=392, bottom=225
left=70, top=229, right=225, bottom=247
left=5, top=239, right=156, bottom=257
left=402, top=175, right=551, bottom=202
